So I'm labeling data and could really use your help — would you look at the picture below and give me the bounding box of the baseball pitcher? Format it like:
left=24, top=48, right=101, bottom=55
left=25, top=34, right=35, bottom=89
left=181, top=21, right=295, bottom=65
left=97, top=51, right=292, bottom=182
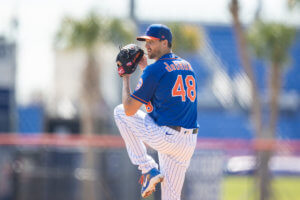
left=114, top=24, right=198, bottom=200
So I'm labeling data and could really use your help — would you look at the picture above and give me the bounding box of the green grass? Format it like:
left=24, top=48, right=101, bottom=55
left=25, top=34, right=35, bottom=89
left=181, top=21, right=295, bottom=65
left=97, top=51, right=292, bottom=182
left=223, top=176, right=300, bottom=200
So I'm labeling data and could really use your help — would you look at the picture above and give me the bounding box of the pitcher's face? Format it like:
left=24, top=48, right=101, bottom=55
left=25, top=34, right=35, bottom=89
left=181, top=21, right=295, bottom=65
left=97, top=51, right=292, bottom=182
left=145, top=39, right=163, bottom=60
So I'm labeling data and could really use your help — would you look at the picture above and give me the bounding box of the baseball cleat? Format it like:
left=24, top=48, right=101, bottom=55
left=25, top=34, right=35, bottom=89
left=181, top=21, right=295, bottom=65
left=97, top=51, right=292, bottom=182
left=140, top=168, right=164, bottom=198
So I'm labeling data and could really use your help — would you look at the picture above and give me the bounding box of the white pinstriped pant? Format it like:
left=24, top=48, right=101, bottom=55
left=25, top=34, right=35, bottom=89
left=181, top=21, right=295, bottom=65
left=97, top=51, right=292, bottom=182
left=114, top=104, right=197, bottom=200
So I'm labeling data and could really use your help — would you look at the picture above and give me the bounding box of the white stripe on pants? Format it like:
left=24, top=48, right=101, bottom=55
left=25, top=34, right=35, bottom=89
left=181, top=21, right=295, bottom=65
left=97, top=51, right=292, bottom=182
left=114, top=104, right=197, bottom=200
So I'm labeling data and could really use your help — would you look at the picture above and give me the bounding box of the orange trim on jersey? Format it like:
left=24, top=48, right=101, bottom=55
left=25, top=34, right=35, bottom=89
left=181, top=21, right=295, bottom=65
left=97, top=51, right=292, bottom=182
left=131, top=94, right=148, bottom=104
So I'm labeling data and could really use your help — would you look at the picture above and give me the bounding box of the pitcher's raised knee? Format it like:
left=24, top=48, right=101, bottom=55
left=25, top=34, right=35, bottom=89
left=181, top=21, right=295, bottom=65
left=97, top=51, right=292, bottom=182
left=114, top=104, right=125, bottom=119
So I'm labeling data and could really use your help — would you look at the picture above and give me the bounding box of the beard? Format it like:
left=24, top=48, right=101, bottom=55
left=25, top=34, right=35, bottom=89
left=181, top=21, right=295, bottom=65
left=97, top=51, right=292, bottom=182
left=147, top=48, right=162, bottom=60
left=148, top=52, right=155, bottom=59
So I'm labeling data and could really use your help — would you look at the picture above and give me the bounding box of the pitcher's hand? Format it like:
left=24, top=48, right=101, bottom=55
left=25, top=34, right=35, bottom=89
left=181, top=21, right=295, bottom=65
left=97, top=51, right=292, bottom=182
left=138, top=55, right=148, bottom=71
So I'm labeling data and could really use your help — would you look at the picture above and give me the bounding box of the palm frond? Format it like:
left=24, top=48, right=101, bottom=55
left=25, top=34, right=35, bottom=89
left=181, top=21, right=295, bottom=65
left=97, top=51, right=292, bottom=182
left=247, top=21, right=296, bottom=66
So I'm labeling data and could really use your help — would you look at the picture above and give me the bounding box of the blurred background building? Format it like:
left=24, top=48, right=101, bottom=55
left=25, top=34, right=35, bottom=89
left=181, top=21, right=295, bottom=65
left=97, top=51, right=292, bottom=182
left=0, top=37, right=17, bottom=132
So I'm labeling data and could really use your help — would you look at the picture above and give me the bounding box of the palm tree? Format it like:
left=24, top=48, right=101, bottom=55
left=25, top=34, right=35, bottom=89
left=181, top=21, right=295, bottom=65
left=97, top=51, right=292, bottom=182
left=247, top=22, right=295, bottom=200
left=248, top=22, right=295, bottom=138
left=229, top=1, right=296, bottom=199
left=56, top=11, right=104, bottom=135
left=229, top=0, right=263, bottom=139
left=55, top=11, right=135, bottom=200
left=168, top=23, right=202, bottom=53
left=56, top=12, right=135, bottom=135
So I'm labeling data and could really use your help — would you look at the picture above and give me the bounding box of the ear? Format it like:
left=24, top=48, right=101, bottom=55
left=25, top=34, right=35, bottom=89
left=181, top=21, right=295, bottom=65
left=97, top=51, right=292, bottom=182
left=162, top=40, right=168, bottom=48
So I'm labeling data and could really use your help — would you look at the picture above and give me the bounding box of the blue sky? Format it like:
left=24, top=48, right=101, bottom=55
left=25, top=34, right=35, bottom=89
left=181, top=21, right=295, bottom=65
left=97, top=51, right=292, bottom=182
left=0, top=0, right=299, bottom=104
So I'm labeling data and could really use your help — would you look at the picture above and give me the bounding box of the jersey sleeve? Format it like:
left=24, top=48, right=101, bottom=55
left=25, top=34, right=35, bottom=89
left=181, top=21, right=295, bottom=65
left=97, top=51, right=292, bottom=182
left=131, top=64, right=163, bottom=104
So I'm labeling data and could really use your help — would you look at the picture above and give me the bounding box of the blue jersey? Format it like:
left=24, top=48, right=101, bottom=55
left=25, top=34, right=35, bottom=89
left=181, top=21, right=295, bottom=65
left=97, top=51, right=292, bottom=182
left=131, top=53, right=198, bottom=129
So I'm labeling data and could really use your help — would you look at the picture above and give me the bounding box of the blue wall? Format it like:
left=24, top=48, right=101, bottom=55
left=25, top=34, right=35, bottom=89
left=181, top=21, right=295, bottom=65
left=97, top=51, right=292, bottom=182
left=18, top=105, right=44, bottom=134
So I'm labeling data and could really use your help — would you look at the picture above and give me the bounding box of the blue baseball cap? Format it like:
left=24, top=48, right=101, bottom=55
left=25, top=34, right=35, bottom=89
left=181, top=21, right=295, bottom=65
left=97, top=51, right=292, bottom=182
left=137, top=24, right=172, bottom=44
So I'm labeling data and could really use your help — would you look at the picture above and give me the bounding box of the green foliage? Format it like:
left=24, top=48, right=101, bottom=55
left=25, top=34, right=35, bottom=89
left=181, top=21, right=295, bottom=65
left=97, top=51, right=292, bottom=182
left=55, top=11, right=103, bottom=51
left=55, top=11, right=135, bottom=51
left=107, top=19, right=135, bottom=46
left=168, top=23, right=203, bottom=53
left=247, top=21, right=296, bottom=66
left=288, top=0, right=300, bottom=9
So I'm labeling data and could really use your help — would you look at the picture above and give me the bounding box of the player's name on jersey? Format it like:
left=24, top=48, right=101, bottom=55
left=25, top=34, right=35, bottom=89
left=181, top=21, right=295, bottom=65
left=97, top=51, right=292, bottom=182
left=164, top=61, right=192, bottom=72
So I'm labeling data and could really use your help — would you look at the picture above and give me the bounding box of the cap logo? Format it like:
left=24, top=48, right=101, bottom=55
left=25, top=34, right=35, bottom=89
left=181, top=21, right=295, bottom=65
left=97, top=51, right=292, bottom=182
left=162, top=35, right=165, bottom=38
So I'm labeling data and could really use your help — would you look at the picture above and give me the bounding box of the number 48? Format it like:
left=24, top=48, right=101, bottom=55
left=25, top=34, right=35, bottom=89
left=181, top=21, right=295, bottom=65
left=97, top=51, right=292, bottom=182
left=172, top=75, right=196, bottom=102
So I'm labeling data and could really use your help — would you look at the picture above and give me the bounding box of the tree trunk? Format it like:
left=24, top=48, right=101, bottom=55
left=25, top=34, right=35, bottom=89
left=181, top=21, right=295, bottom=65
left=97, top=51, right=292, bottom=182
left=81, top=148, right=97, bottom=200
left=269, top=62, right=281, bottom=138
left=80, top=53, right=101, bottom=135
left=257, top=150, right=273, bottom=200
left=229, top=0, right=263, bottom=138
left=229, top=1, right=271, bottom=200
left=80, top=52, right=100, bottom=200
left=256, top=62, right=281, bottom=200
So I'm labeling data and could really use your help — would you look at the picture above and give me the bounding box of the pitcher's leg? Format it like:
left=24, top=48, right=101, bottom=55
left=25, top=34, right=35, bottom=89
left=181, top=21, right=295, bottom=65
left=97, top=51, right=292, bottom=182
left=159, top=133, right=197, bottom=200
left=114, top=104, right=157, bottom=173
left=158, top=153, right=188, bottom=200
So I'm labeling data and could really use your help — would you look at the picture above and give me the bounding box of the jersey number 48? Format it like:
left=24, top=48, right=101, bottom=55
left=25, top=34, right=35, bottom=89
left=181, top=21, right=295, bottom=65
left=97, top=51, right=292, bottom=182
left=172, top=75, right=196, bottom=102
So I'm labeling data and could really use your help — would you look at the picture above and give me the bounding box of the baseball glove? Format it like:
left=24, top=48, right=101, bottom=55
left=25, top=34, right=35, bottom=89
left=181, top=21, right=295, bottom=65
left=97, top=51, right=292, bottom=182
left=116, top=44, right=144, bottom=77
